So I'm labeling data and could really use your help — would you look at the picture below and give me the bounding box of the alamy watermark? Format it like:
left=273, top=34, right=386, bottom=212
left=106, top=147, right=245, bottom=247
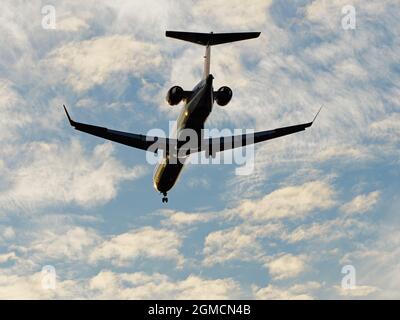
left=144, top=122, right=255, bottom=175
left=41, top=5, right=56, bottom=29
left=341, top=5, right=356, bottom=30
left=41, top=265, right=57, bottom=290
left=341, top=265, right=356, bottom=289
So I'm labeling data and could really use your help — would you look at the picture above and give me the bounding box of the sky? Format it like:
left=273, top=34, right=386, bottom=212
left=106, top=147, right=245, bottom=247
left=0, top=0, right=399, bottom=299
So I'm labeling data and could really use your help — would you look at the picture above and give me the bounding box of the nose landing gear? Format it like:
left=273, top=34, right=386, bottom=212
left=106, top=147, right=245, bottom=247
left=161, top=192, right=168, bottom=203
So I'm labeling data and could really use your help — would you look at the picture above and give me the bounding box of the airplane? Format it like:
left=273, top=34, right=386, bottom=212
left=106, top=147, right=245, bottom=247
left=63, top=31, right=321, bottom=203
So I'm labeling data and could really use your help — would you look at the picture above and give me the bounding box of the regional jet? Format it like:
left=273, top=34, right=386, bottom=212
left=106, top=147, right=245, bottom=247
left=63, top=31, right=320, bottom=203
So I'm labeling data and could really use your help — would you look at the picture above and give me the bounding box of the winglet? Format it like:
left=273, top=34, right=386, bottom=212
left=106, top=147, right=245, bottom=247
left=311, top=106, right=323, bottom=124
left=63, top=105, right=75, bottom=126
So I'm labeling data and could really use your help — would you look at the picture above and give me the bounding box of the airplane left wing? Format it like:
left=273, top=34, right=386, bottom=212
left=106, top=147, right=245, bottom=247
left=63, top=105, right=172, bottom=153
left=202, top=107, right=322, bottom=154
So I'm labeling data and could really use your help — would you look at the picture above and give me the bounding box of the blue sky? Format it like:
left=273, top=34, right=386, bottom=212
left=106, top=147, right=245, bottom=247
left=0, top=0, right=399, bottom=299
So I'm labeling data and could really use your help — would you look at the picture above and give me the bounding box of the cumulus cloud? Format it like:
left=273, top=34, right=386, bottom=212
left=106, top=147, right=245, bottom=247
left=89, top=270, right=241, bottom=299
left=28, top=226, right=100, bottom=261
left=282, top=219, right=346, bottom=243
left=370, top=114, right=400, bottom=143
left=1, top=226, right=15, bottom=240
left=0, top=139, right=145, bottom=211
left=234, top=181, right=336, bottom=221
left=0, top=267, right=241, bottom=299
left=57, top=16, right=89, bottom=32
left=0, top=80, right=31, bottom=141
left=253, top=282, right=321, bottom=300
left=0, top=252, right=17, bottom=264
left=90, top=226, right=184, bottom=266
left=46, top=35, right=163, bottom=92
left=0, top=271, right=81, bottom=299
left=203, top=223, right=282, bottom=266
left=193, top=0, right=272, bottom=29
left=340, top=191, right=380, bottom=215
left=265, top=253, right=308, bottom=280
left=160, top=209, right=215, bottom=228
left=335, top=285, right=378, bottom=297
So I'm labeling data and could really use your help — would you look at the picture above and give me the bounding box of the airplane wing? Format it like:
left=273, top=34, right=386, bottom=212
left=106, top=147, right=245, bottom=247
left=202, top=107, right=322, bottom=154
left=63, top=105, right=173, bottom=153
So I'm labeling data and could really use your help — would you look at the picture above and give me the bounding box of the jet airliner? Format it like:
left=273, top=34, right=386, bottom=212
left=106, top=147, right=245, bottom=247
left=63, top=31, right=320, bottom=203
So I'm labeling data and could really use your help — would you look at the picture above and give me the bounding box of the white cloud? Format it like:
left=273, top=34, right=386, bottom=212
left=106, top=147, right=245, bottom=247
left=29, top=226, right=100, bottom=261
left=0, top=268, right=241, bottom=299
left=0, top=252, right=17, bottom=264
left=0, top=79, right=31, bottom=141
left=203, top=223, right=282, bottom=266
left=335, top=285, right=378, bottom=297
left=160, top=209, right=214, bottom=227
left=0, top=139, right=145, bottom=210
left=193, top=0, right=272, bottom=28
left=282, top=219, right=346, bottom=243
left=234, top=181, right=336, bottom=221
left=90, top=226, right=184, bottom=266
left=46, top=35, right=163, bottom=92
left=370, top=113, right=400, bottom=142
left=89, top=270, right=241, bottom=299
left=314, top=145, right=371, bottom=162
left=340, top=191, right=380, bottom=215
left=57, top=16, right=89, bottom=32
left=265, top=254, right=308, bottom=280
left=0, top=271, right=82, bottom=299
left=1, top=226, right=15, bottom=240
left=253, top=282, right=321, bottom=300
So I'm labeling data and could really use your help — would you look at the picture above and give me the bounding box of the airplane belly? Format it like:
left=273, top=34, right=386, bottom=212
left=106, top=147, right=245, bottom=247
left=153, top=157, right=186, bottom=193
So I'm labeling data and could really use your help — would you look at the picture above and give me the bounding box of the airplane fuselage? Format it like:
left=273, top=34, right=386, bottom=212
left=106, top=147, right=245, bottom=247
left=153, top=74, right=214, bottom=194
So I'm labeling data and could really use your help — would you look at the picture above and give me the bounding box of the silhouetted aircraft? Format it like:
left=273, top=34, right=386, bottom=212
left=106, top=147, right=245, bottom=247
left=64, top=31, right=321, bottom=203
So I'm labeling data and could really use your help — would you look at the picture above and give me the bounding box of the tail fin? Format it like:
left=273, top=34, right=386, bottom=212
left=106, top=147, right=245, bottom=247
left=166, top=31, right=260, bottom=79
left=165, top=31, right=260, bottom=46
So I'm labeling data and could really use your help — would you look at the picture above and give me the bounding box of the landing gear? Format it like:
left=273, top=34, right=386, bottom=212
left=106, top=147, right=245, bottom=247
left=161, top=192, right=168, bottom=203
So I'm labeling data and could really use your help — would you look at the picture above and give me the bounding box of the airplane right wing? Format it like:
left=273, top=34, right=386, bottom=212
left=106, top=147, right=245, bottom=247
left=201, top=107, right=322, bottom=154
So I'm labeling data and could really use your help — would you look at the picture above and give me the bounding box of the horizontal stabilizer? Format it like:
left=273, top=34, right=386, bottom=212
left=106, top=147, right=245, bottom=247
left=166, top=31, right=260, bottom=46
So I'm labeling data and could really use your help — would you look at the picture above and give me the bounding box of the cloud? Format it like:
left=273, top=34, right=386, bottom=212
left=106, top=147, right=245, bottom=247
left=0, top=271, right=76, bottom=299
left=28, top=226, right=100, bottom=261
left=282, top=219, right=346, bottom=243
left=193, top=0, right=272, bottom=29
left=335, top=285, right=378, bottom=297
left=314, top=145, right=372, bottom=162
left=57, top=16, right=89, bottom=32
left=0, top=267, right=241, bottom=299
left=160, top=209, right=215, bottom=227
left=370, top=113, right=400, bottom=143
left=0, top=252, right=17, bottom=264
left=234, top=181, right=336, bottom=221
left=89, top=270, right=241, bottom=299
left=1, top=226, right=15, bottom=240
left=265, top=254, right=308, bottom=280
left=203, top=223, right=282, bottom=266
left=0, top=139, right=145, bottom=211
left=253, top=282, right=321, bottom=300
left=0, top=79, right=31, bottom=141
left=46, top=35, right=163, bottom=92
left=90, top=226, right=184, bottom=266
left=340, top=191, right=380, bottom=215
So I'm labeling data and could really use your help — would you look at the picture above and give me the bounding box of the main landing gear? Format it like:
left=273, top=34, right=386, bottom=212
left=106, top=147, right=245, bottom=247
left=162, top=192, right=168, bottom=203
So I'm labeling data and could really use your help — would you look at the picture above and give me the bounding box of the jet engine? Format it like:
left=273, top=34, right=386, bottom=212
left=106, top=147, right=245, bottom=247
left=166, top=86, right=184, bottom=105
left=215, top=86, right=233, bottom=106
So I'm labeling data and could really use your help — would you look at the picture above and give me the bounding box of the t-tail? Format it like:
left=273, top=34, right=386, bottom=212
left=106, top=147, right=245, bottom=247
left=166, top=31, right=261, bottom=79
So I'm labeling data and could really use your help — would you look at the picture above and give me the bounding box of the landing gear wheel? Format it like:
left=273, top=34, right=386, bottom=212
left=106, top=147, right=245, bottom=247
left=162, top=192, right=168, bottom=203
